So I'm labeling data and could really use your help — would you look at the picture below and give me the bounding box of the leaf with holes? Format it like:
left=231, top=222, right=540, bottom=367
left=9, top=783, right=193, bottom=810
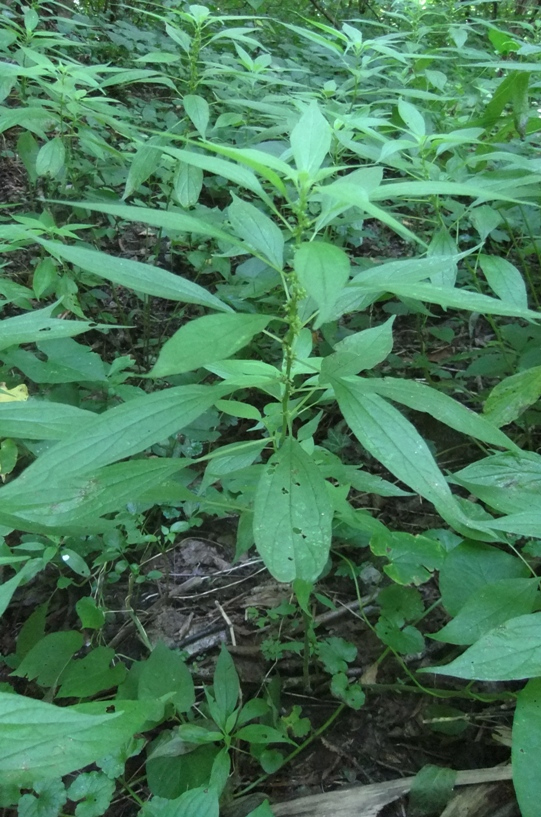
left=253, top=438, right=332, bottom=582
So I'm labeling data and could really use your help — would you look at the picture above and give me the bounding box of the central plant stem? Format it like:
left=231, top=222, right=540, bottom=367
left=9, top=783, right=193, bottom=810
left=279, top=186, right=311, bottom=446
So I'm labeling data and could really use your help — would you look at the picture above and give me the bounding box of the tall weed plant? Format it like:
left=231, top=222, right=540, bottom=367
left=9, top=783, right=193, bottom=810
left=1, top=2, right=541, bottom=815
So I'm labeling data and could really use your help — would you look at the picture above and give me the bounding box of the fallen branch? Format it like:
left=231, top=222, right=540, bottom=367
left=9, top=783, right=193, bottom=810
left=271, top=765, right=513, bottom=817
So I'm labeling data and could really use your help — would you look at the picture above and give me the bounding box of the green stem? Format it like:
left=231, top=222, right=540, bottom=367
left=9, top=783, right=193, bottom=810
left=236, top=703, right=346, bottom=797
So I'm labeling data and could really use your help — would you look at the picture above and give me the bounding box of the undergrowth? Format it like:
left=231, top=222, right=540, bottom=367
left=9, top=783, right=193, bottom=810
left=0, top=1, right=541, bottom=815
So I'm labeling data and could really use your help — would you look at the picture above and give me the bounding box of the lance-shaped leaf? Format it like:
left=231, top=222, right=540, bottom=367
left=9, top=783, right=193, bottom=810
left=453, top=451, right=541, bottom=515
left=355, top=279, right=540, bottom=320
left=0, top=304, right=97, bottom=352
left=228, top=195, right=284, bottom=269
left=9, top=384, right=227, bottom=489
left=294, top=241, right=350, bottom=327
left=318, top=183, right=425, bottom=247
left=174, top=162, right=203, bottom=207
left=0, top=458, right=194, bottom=532
left=290, top=102, right=331, bottom=179
left=479, top=254, right=528, bottom=309
left=123, top=135, right=166, bottom=199
left=320, top=318, right=395, bottom=380
left=149, top=313, right=271, bottom=378
left=253, top=437, right=332, bottom=582
left=37, top=239, right=230, bottom=313
left=0, top=400, right=94, bottom=440
left=332, top=376, right=463, bottom=525
left=183, top=94, right=210, bottom=138
left=60, top=201, right=245, bottom=251
left=348, top=376, right=517, bottom=451
left=483, top=366, right=541, bottom=427
left=160, top=145, right=271, bottom=205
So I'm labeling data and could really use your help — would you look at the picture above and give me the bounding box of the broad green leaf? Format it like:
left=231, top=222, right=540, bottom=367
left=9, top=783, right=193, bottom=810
left=409, top=766, right=456, bottom=816
left=228, top=196, right=284, bottom=269
left=209, top=747, right=230, bottom=798
left=294, top=242, right=350, bottom=327
left=16, top=603, right=48, bottom=659
left=426, top=613, right=541, bottom=680
left=150, top=314, right=271, bottom=378
left=12, top=631, right=83, bottom=686
left=76, top=597, right=106, bottom=630
left=320, top=318, right=395, bottom=380
left=32, top=256, right=57, bottom=300
left=453, top=451, right=541, bottom=514
left=143, top=787, right=219, bottom=817
left=317, top=636, right=357, bottom=674
left=18, top=778, right=67, bottom=817
left=67, top=772, right=115, bottom=817
left=479, top=255, right=528, bottom=308
left=139, top=642, right=195, bottom=714
left=488, top=26, right=520, bottom=54
left=35, top=137, right=65, bottom=178
left=165, top=23, right=191, bottom=53
left=0, top=106, right=56, bottom=139
left=37, top=239, right=230, bottom=313
left=24, top=6, right=39, bottom=30
left=371, top=531, right=445, bottom=585
left=56, top=647, right=126, bottom=698
left=135, top=51, right=180, bottom=63
left=213, top=645, right=240, bottom=721
left=253, top=437, right=333, bottom=583
left=470, top=206, right=502, bottom=240
left=215, top=399, right=261, bottom=421
left=17, top=130, right=39, bottom=184
left=290, top=102, right=331, bottom=178
left=124, top=136, right=166, bottom=199
left=439, top=541, right=529, bottom=616
left=0, top=694, right=145, bottom=786
left=398, top=98, right=426, bottom=137
left=513, top=679, right=541, bottom=817
left=481, top=70, right=527, bottom=126
left=146, top=742, right=219, bottom=800
left=183, top=95, right=210, bottom=138
left=350, top=377, right=517, bottom=450
left=174, top=162, right=203, bottom=208
left=432, top=579, right=539, bottom=645
left=332, top=377, right=462, bottom=524
left=0, top=304, right=97, bottom=352
left=9, top=384, right=225, bottom=488
left=483, top=367, right=541, bottom=427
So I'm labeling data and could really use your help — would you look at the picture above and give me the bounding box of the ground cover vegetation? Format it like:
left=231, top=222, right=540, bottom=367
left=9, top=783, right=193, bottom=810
left=0, top=0, right=541, bottom=813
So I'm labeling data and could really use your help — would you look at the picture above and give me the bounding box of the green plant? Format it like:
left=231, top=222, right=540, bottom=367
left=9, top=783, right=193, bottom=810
left=2, top=3, right=541, bottom=815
